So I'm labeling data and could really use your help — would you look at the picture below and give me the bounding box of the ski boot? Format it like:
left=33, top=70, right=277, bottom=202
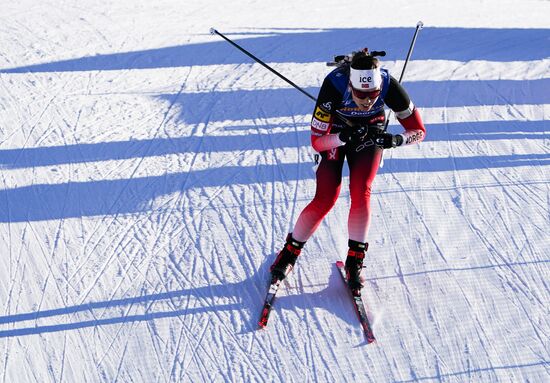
left=345, top=240, right=367, bottom=296
left=270, top=234, right=305, bottom=282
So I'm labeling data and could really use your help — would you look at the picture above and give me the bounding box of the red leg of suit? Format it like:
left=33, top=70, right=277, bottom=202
left=292, top=144, right=382, bottom=243
left=346, top=144, right=383, bottom=242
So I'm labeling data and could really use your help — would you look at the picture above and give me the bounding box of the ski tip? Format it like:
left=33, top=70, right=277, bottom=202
left=258, top=318, right=268, bottom=328
left=335, top=260, right=345, bottom=267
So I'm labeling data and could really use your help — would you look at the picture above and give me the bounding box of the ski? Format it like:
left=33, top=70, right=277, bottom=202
left=336, top=260, right=376, bottom=343
left=258, top=276, right=283, bottom=328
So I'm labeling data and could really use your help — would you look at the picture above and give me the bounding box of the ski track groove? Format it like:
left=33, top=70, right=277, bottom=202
left=143, top=271, right=181, bottom=383
left=76, top=185, right=166, bottom=304
left=389, top=170, right=448, bottom=264
left=472, top=315, right=504, bottom=377
left=112, top=326, right=133, bottom=383
left=65, top=106, right=135, bottom=286
left=463, top=205, right=550, bottom=347
left=12, top=89, right=57, bottom=166
left=167, top=322, right=187, bottom=383
left=284, top=100, right=307, bottom=237
left=169, top=67, right=206, bottom=212
left=170, top=294, right=197, bottom=381
left=182, top=319, right=217, bottom=380
left=40, top=110, right=80, bottom=318
left=450, top=272, right=503, bottom=368
left=2, top=167, right=18, bottom=314
left=167, top=83, right=282, bottom=380
left=169, top=258, right=267, bottom=381
left=185, top=146, right=251, bottom=223
left=95, top=309, right=133, bottom=366
left=255, top=109, right=290, bottom=269
left=1, top=245, right=27, bottom=382
left=25, top=214, right=70, bottom=324
left=95, top=301, right=150, bottom=379
left=0, top=72, right=27, bottom=143
left=142, top=224, right=260, bottom=382
left=448, top=138, right=550, bottom=371
left=58, top=332, right=67, bottom=383
left=297, top=271, right=320, bottom=383
left=74, top=219, right=141, bottom=304
left=479, top=165, right=547, bottom=306
left=385, top=228, right=453, bottom=378
left=148, top=336, right=169, bottom=383
left=76, top=73, right=190, bottom=295
left=68, top=216, right=126, bottom=285
left=402, top=281, right=452, bottom=376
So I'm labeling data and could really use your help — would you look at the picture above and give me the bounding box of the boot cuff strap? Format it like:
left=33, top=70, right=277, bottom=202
left=348, top=239, right=368, bottom=252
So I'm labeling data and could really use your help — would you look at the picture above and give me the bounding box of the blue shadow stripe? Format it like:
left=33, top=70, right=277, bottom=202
left=0, top=120, right=547, bottom=169
left=406, top=79, right=550, bottom=107
left=160, top=79, right=549, bottom=124
left=1, top=152, right=548, bottom=222
left=2, top=27, right=549, bottom=73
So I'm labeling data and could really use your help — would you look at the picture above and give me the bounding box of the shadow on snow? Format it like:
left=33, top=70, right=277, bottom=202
left=157, top=81, right=549, bottom=125
left=0, top=261, right=359, bottom=338
left=0, top=27, right=547, bottom=222
left=1, top=151, right=549, bottom=222
left=0, top=120, right=546, bottom=169
left=0, top=258, right=547, bottom=339
left=1, top=27, right=549, bottom=73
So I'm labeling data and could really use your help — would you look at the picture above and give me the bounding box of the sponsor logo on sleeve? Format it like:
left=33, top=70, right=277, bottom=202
left=314, top=106, right=331, bottom=122
left=405, top=131, right=423, bottom=145
left=311, top=118, right=330, bottom=132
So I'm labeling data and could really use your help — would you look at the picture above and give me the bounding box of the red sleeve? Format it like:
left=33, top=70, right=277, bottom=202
left=398, top=108, right=425, bottom=133
left=396, top=108, right=426, bottom=145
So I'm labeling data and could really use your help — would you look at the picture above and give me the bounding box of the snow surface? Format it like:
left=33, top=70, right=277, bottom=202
left=0, top=0, right=549, bottom=382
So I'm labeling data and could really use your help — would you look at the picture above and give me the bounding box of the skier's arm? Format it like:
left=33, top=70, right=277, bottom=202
left=310, top=77, right=345, bottom=152
left=384, top=76, right=426, bottom=146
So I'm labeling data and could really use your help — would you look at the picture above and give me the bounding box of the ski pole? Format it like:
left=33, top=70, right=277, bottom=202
left=380, top=21, right=423, bottom=168
left=384, top=21, right=424, bottom=130
left=210, top=28, right=318, bottom=102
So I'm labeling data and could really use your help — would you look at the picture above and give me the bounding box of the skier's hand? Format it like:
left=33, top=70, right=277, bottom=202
left=338, top=125, right=369, bottom=144
left=373, top=132, right=404, bottom=149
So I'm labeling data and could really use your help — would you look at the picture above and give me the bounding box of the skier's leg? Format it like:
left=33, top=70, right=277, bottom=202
left=346, top=144, right=383, bottom=243
left=291, top=148, right=345, bottom=242
left=344, top=143, right=382, bottom=295
left=271, top=149, right=344, bottom=280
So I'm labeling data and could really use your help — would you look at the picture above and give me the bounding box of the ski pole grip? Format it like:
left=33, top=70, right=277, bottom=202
left=210, top=28, right=217, bottom=35
left=417, top=21, right=424, bottom=30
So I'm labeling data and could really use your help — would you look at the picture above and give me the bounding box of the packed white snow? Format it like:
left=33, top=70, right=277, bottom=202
left=0, top=1, right=548, bottom=381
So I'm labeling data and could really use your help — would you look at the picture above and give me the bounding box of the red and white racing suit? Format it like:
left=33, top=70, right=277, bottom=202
left=291, top=64, right=426, bottom=243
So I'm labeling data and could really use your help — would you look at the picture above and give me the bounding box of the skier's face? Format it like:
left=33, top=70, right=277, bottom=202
left=350, top=84, right=381, bottom=111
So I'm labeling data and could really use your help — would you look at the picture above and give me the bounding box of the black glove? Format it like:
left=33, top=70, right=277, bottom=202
left=338, top=125, right=369, bottom=144
left=373, top=132, right=403, bottom=149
